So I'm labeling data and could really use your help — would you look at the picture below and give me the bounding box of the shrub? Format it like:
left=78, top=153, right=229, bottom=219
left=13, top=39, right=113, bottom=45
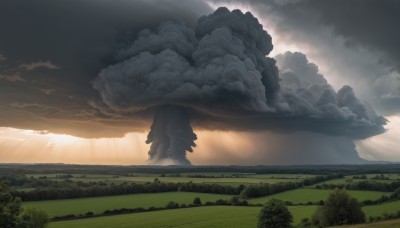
left=258, top=199, right=293, bottom=228
left=166, top=201, right=179, bottom=209
left=312, top=189, right=365, bottom=227
left=193, top=197, right=202, bottom=205
left=19, top=207, right=50, bottom=228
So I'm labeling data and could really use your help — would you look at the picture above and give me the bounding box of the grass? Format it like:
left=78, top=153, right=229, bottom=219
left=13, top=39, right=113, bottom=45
left=23, top=192, right=232, bottom=218
left=49, top=205, right=317, bottom=228
left=363, top=174, right=400, bottom=180
left=289, top=205, right=318, bottom=224
left=249, top=174, right=317, bottom=179
left=336, top=219, right=400, bottom=228
left=13, top=187, right=36, bottom=192
left=363, top=200, right=400, bottom=217
left=112, top=176, right=302, bottom=185
left=312, top=177, right=398, bottom=187
left=27, top=173, right=313, bottom=186
left=248, top=189, right=389, bottom=204
left=49, top=206, right=259, bottom=228
left=175, top=172, right=256, bottom=177
left=44, top=199, right=400, bottom=227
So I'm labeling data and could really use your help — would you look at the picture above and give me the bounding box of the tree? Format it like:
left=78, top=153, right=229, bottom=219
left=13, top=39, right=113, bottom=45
left=391, top=187, right=400, bottom=199
left=1, top=182, right=50, bottom=228
left=258, top=199, right=293, bottom=228
left=312, top=188, right=365, bottom=227
left=239, top=188, right=248, bottom=199
left=229, top=196, right=248, bottom=206
left=193, top=197, right=202, bottom=205
left=0, top=182, right=22, bottom=228
left=18, top=207, right=49, bottom=228
left=166, top=201, right=179, bottom=209
left=297, top=218, right=313, bottom=228
left=229, top=196, right=240, bottom=205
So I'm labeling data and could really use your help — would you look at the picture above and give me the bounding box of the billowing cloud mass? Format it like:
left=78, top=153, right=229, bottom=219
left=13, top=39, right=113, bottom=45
left=93, top=7, right=384, bottom=164
left=146, top=105, right=197, bottom=165
left=0, top=0, right=395, bottom=165
left=0, top=0, right=212, bottom=138
left=275, top=51, right=385, bottom=133
left=93, top=8, right=278, bottom=113
left=211, top=0, right=400, bottom=115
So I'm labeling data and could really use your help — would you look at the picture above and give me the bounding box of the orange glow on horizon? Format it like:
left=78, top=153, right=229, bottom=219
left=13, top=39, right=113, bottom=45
left=1, top=117, right=399, bottom=165
left=0, top=128, right=149, bottom=165
left=0, top=127, right=266, bottom=165
left=0, top=127, right=261, bottom=165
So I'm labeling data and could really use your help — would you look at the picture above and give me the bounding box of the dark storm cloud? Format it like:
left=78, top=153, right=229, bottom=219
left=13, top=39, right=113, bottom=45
left=288, top=0, right=400, bottom=115
left=305, top=0, right=400, bottom=70
left=0, top=54, right=6, bottom=61
left=222, top=0, right=400, bottom=67
left=276, top=52, right=374, bottom=122
left=199, top=131, right=369, bottom=165
left=0, top=0, right=212, bottom=137
left=0, top=1, right=386, bottom=140
left=94, top=8, right=385, bottom=140
left=93, top=7, right=282, bottom=164
left=212, top=0, right=400, bottom=115
left=93, top=8, right=278, bottom=113
left=18, top=60, right=59, bottom=71
left=146, top=105, right=197, bottom=165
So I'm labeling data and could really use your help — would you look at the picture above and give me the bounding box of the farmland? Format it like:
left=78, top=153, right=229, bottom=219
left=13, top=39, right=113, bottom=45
left=49, top=206, right=261, bottom=228
left=25, top=173, right=311, bottom=187
left=23, top=192, right=233, bottom=218
left=313, top=177, right=398, bottom=186
left=338, top=219, right=400, bottom=228
left=1, top=164, right=400, bottom=227
left=363, top=200, right=400, bottom=217
left=49, top=206, right=319, bottom=228
left=248, top=189, right=389, bottom=204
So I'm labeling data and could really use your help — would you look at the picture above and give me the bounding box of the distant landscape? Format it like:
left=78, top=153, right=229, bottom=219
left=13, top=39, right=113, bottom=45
left=1, top=164, right=400, bottom=227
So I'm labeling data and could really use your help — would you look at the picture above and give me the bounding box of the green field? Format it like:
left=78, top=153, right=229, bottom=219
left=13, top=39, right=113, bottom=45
left=289, top=205, right=318, bottom=224
left=244, top=174, right=317, bottom=179
left=21, top=170, right=400, bottom=227
left=248, top=189, right=389, bottom=204
left=23, top=192, right=232, bottom=218
left=170, top=172, right=255, bottom=177
left=27, top=173, right=313, bottom=186
left=111, top=176, right=302, bottom=185
left=337, top=219, right=400, bottom=228
left=362, top=174, right=400, bottom=180
left=312, top=177, right=398, bottom=187
left=49, top=205, right=317, bottom=228
left=26, top=195, right=400, bottom=227
left=363, top=200, right=400, bottom=217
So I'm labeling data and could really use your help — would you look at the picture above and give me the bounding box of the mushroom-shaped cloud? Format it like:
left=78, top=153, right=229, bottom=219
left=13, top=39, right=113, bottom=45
left=93, top=8, right=386, bottom=165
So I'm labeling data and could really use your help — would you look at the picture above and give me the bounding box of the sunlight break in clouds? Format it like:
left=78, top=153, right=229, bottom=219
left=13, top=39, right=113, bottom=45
left=356, top=115, right=400, bottom=161
left=0, top=128, right=148, bottom=165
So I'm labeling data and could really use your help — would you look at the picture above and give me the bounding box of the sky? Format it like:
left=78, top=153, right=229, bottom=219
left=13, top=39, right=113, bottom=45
left=0, top=0, right=398, bottom=165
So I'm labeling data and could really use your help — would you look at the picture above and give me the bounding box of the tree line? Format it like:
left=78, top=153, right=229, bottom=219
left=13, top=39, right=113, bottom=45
left=12, top=174, right=338, bottom=201
left=240, top=175, right=341, bottom=198
left=315, top=180, right=400, bottom=192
